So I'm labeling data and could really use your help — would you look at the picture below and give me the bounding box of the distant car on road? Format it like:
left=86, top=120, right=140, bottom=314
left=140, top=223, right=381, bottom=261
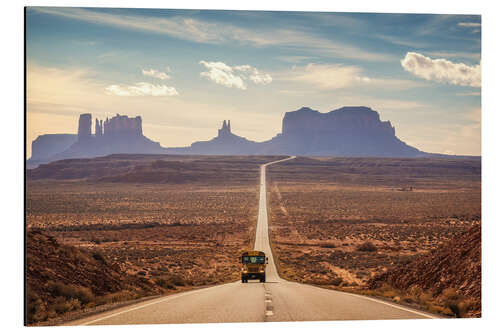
left=241, top=250, right=268, bottom=283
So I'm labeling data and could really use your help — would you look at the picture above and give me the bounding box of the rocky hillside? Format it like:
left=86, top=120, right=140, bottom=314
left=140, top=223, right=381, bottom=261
left=368, top=223, right=481, bottom=317
left=26, top=231, right=159, bottom=324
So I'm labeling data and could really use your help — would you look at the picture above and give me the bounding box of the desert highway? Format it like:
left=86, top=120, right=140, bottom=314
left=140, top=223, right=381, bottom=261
left=69, top=156, right=436, bottom=325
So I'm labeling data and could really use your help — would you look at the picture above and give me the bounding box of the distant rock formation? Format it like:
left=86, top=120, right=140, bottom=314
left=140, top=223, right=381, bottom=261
left=28, top=134, right=78, bottom=168
left=167, top=107, right=426, bottom=157
left=27, top=113, right=165, bottom=168
left=27, top=106, right=440, bottom=168
left=261, top=106, right=424, bottom=157
left=218, top=120, right=231, bottom=137
left=103, top=114, right=142, bottom=137
left=60, top=113, right=164, bottom=158
left=95, top=118, right=103, bottom=137
left=77, top=113, right=92, bottom=140
left=166, top=120, right=262, bottom=155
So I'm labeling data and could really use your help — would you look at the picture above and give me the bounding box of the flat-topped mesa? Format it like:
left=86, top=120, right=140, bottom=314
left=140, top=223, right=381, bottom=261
left=282, top=106, right=395, bottom=137
left=274, top=106, right=419, bottom=157
left=333, top=106, right=395, bottom=136
left=101, top=114, right=143, bottom=137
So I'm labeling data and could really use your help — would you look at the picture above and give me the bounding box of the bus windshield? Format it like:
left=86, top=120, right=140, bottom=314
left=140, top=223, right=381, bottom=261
left=242, top=256, right=265, bottom=264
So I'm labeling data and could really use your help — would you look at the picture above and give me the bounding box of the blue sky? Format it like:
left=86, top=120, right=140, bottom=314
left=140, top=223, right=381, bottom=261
left=26, top=7, right=481, bottom=156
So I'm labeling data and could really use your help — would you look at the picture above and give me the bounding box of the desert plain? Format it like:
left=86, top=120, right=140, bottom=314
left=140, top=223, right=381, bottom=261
left=26, top=154, right=481, bottom=323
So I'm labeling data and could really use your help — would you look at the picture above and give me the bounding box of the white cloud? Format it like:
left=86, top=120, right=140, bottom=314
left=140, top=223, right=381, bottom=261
left=250, top=72, right=273, bottom=85
left=199, top=61, right=272, bottom=89
left=105, top=82, right=179, bottom=96
left=458, top=22, right=481, bottom=28
left=199, top=61, right=246, bottom=90
left=234, top=65, right=273, bottom=85
left=401, top=52, right=481, bottom=87
left=142, top=69, right=170, bottom=80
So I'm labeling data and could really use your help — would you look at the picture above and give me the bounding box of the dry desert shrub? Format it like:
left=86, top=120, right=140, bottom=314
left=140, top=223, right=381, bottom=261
left=331, top=277, right=344, bottom=286
left=441, top=288, right=474, bottom=318
left=356, top=241, right=377, bottom=252
left=47, top=281, right=95, bottom=305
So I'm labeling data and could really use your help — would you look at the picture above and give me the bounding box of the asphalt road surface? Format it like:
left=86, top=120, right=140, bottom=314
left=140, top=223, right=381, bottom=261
left=69, top=156, right=437, bottom=325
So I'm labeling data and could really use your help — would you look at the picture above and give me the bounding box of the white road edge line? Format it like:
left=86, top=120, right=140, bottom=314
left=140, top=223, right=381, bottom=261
left=340, top=292, right=438, bottom=319
left=287, top=274, right=438, bottom=319
left=79, top=283, right=233, bottom=325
